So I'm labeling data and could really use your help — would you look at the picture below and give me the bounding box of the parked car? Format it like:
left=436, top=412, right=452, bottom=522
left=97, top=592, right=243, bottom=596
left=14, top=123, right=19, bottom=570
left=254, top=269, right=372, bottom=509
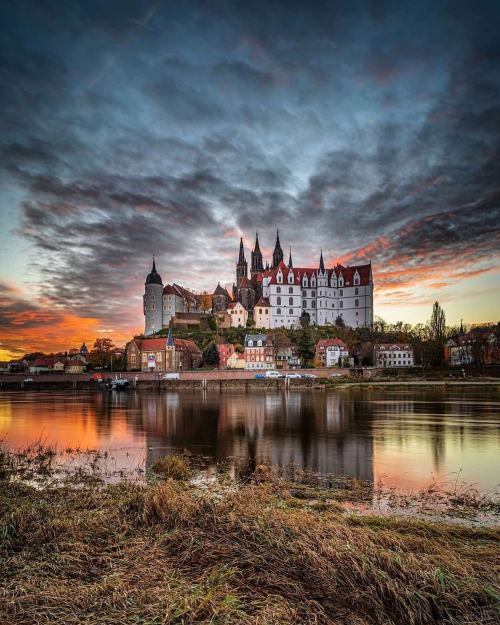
left=330, top=372, right=343, bottom=377
left=255, top=373, right=266, bottom=379
left=285, top=372, right=302, bottom=379
left=265, top=370, right=283, bottom=378
left=163, top=372, right=180, bottom=380
left=302, top=373, right=317, bottom=379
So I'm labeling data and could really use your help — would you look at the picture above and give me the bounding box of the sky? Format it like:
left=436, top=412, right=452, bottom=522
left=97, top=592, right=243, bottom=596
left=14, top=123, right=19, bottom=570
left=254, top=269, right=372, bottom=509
left=1, top=0, right=499, bottom=359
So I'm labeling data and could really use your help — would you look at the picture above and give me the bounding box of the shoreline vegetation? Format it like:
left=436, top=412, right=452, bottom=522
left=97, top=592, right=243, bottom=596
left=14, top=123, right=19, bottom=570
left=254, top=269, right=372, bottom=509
left=1, top=448, right=499, bottom=624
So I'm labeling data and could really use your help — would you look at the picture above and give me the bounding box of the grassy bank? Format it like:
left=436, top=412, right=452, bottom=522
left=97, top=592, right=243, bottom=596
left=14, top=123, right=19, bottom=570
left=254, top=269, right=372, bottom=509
left=1, top=454, right=499, bottom=624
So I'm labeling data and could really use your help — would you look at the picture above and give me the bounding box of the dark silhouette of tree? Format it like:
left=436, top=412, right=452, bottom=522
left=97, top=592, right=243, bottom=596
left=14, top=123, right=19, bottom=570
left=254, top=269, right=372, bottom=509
left=335, top=315, right=345, bottom=327
left=202, top=342, right=220, bottom=367
left=429, top=302, right=446, bottom=341
left=299, top=311, right=310, bottom=328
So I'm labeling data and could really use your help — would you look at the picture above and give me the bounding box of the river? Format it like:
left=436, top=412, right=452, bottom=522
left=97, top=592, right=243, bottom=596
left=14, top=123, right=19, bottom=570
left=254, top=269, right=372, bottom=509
left=0, top=387, right=499, bottom=493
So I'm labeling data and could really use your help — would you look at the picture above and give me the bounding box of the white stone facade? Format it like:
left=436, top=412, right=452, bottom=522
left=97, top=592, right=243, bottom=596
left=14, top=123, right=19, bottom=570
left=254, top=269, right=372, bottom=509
left=374, top=344, right=414, bottom=368
left=262, top=261, right=373, bottom=329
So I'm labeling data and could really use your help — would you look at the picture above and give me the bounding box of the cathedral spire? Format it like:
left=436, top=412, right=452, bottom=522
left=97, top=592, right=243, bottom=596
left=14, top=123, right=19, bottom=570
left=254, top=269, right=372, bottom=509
left=254, top=232, right=261, bottom=254
left=272, top=229, right=284, bottom=269
left=288, top=246, right=293, bottom=268
left=319, top=249, right=325, bottom=273
left=238, top=237, right=245, bottom=263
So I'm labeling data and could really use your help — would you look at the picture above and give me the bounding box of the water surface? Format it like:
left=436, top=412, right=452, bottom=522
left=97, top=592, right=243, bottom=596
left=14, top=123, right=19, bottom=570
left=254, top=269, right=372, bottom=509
left=1, top=388, right=499, bottom=492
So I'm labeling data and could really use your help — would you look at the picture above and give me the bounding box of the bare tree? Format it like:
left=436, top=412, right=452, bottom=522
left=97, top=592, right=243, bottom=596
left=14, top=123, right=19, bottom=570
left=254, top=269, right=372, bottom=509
left=429, top=302, right=446, bottom=342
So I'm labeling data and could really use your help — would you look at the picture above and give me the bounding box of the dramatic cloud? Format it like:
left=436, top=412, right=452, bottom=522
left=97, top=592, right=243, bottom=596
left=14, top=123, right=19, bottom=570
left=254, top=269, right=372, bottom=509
left=1, top=0, right=499, bottom=356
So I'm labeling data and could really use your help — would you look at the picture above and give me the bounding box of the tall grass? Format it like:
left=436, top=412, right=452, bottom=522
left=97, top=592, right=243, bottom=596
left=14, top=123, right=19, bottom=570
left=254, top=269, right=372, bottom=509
left=0, top=452, right=498, bottom=624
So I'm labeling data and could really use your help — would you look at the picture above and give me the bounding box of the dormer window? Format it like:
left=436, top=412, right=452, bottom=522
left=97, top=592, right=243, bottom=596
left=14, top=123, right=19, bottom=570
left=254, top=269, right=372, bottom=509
left=288, top=272, right=294, bottom=284
left=257, top=340, right=262, bottom=347
left=303, top=276, right=308, bottom=287
left=248, top=340, right=253, bottom=347
left=277, top=272, right=283, bottom=283
left=354, top=271, right=360, bottom=286
left=311, top=277, right=316, bottom=287
left=339, top=275, right=344, bottom=287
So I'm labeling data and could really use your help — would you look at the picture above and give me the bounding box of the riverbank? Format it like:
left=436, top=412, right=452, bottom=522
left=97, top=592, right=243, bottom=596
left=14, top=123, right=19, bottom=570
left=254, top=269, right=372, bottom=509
left=1, top=370, right=499, bottom=391
left=1, top=453, right=498, bottom=625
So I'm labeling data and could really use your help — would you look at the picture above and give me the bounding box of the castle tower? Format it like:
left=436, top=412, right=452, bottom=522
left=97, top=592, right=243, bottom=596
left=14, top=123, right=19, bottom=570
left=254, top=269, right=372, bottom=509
left=251, top=232, right=264, bottom=279
left=236, top=237, right=248, bottom=287
left=143, top=257, right=164, bottom=336
left=272, top=230, right=284, bottom=269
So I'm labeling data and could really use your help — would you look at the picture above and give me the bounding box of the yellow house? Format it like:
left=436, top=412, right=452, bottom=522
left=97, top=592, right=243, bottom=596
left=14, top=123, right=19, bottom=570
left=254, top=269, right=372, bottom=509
left=65, top=359, right=85, bottom=374
left=253, top=297, right=270, bottom=329
left=227, top=301, right=248, bottom=327
left=227, top=352, right=245, bottom=369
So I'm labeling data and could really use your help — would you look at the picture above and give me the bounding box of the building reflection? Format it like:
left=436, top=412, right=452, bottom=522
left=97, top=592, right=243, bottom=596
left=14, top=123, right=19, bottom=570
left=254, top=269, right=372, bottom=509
left=132, top=390, right=375, bottom=481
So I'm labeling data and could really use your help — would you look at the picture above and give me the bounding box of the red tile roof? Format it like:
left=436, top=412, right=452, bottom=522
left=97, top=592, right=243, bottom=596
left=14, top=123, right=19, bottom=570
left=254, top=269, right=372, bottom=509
left=316, top=338, right=348, bottom=350
left=255, top=297, right=270, bottom=307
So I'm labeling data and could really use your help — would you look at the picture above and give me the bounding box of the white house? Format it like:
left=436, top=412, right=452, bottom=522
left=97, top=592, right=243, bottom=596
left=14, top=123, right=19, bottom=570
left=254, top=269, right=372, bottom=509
left=374, top=344, right=414, bottom=368
left=227, top=301, right=248, bottom=327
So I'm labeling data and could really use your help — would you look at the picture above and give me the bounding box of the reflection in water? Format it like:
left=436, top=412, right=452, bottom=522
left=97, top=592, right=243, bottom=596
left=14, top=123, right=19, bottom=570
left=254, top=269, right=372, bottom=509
left=1, top=388, right=499, bottom=491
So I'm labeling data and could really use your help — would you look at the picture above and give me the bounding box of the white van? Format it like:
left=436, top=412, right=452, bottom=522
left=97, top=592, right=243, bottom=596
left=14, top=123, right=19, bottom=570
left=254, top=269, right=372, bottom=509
left=265, top=370, right=282, bottom=379
left=163, top=372, right=180, bottom=380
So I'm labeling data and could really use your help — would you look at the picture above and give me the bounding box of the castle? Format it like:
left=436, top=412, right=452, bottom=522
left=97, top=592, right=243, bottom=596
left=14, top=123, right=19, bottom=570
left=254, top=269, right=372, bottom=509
left=143, top=231, right=373, bottom=335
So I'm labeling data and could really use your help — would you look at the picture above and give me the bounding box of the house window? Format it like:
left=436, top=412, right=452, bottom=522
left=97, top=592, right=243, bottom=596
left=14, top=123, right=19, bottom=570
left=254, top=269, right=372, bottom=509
left=259, top=308, right=262, bottom=314
left=289, top=297, right=293, bottom=305
left=257, top=340, right=262, bottom=347
left=277, top=297, right=281, bottom=305
left=248, top=340, right=253, bottom=346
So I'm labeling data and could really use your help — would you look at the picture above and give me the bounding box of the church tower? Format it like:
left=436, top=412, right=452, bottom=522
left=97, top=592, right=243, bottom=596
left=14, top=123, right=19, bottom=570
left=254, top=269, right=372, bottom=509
left=143, top=257, right=164, bottom=336
left=272, top=230, right=284, bottom=269
left=251, top=232, right=263, bottom=279
left=236, top=237, right=248, bottom=287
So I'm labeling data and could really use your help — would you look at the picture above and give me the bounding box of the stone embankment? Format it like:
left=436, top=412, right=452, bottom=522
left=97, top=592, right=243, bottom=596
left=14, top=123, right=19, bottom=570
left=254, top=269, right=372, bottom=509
left=0, top=369, right=498, bottom=391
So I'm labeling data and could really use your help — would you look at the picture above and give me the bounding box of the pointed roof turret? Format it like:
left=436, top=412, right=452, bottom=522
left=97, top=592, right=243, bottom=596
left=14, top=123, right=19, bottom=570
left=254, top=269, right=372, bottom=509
left=167, top=326, right=174, bottom=347
left=253, top=232, right=261, bottom=254
left=319, top=249, right=325, bottom=274
left=288, top=246, right=293, bottom=268
left=145, top=255, right=163, bottom=285
left=238, top=237, right=245, bottom=263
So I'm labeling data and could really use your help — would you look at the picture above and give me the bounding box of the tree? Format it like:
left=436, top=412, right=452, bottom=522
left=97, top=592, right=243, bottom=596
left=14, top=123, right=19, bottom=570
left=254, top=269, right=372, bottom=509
left=297, top=328, right=315, bottom=365
left=299, top=311, right=310, bottom=329
left=199, top=292, right=212, bottom=313
left=89, top=338, right=116, bottom=369
left=203, top=342, right=219, bottom=367
left=429, top=302, right=446, bottom=342
left=335, top=315, right=345, bottom=327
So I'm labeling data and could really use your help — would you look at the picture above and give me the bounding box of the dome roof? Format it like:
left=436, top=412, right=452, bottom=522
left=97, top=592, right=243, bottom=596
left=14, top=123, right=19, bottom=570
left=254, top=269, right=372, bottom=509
left=145, top=258, right=163, bottom=285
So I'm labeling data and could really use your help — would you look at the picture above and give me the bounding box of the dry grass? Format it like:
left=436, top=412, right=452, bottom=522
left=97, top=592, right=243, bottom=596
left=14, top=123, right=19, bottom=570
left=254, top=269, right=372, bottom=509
left=0, top=455, right=499, bottom=625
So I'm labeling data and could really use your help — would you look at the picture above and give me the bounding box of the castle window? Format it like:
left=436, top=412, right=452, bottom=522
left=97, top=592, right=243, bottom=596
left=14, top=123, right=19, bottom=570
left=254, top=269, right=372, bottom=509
left=302, top=290, right=306, bottom=297
left=355, top=287, right=359, bottom=295
left=340, top=289, right=343, bottom=297
left=289, top=287, right=293, bottom=294
left=277, top=308, right=281, bottom=315
left=289, top=297, right=293, bottom=305
left=277, top=297, right=281, bottom=305
left=339, top=277, right=344, bottom=287
left=340, top=301, right=343, bottom=308
left=312, top=301, right=316, bottom=308
left=277, top=286, right=281, bottom=293
left=312, top=290, right=316, bottom=297
left=289, top=309, right=293, bottom=315
left=355, top=299, right=359, bottom=307
left=303, top=300, right=306, bottom=308
left=277, top=273, right=282, bottom=283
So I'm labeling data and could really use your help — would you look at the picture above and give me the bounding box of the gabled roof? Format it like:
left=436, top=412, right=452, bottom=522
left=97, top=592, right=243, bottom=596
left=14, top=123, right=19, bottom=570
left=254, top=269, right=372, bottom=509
left=375, top=343, right=412, bottom=351
left=254, top=297, right=270, bottom=307
left=316, top=338, right=348, bottom=350
left=238, top=276, right=254, bottom=289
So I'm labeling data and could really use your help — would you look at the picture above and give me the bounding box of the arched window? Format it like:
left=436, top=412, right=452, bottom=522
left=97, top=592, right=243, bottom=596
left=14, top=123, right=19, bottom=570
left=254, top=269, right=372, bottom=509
left=277, top=286, right=281, bottom=293
left=289, top=287, right=293, bottom=294
left=289, top=297, right=293, bottom=305
left=277, top=297, right=281, bottom=305
left=277, top=308, right=281, bottom=315
left=257, top=340, right=262, bottom=347
left=248, top=340, right=253, bottom=346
